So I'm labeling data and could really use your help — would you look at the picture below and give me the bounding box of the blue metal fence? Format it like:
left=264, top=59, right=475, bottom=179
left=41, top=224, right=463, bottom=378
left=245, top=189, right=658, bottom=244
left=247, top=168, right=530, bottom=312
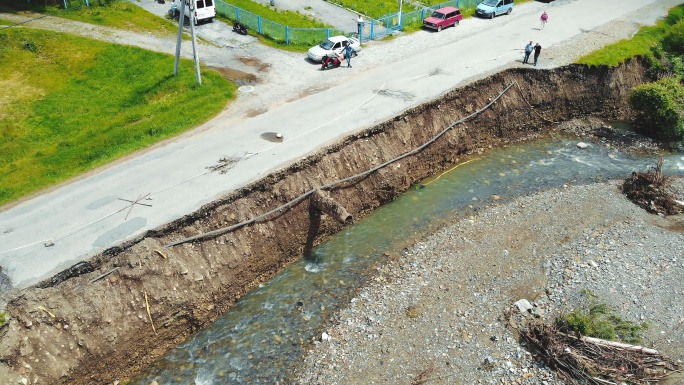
left=63, top=0, right=476, bottom=45
left=216, top=0, right=469, bottom=44
left=216, top=0, right=343, bottom=46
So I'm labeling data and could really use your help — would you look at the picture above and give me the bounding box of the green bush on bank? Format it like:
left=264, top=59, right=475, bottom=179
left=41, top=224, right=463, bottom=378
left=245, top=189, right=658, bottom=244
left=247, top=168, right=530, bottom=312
left=662, top=19, right=684, bottom=55
left=578, top=5, right=684, bottom=142
left=630, top=77, right=684, bottom=141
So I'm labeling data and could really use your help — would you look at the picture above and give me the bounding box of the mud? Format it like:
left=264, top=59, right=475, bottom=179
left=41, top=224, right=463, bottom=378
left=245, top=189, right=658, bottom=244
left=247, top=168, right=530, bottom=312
left=0, top=58, right=652, bottom=385
left=208, top=66, right=258, bottom=85
left=238, top=57, right=271, bottom=72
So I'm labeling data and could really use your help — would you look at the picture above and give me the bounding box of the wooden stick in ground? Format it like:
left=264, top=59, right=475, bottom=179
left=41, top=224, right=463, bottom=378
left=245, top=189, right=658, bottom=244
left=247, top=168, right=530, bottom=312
left=144, top=291, right=157, bottom=335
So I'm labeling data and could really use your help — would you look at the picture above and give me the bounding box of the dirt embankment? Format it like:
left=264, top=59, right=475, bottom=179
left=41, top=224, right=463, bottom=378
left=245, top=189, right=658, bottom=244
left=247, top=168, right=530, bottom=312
left=0, top=58, right=651, bottom=385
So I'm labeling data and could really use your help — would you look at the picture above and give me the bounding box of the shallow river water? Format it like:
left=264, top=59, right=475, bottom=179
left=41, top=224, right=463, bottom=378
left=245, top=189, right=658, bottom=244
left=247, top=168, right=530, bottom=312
left=132, top=135, right=684, bottom=384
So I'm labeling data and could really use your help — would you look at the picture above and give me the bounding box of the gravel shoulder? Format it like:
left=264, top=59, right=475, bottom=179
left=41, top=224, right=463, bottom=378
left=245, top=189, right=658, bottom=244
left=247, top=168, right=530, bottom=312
left=292, top=177, right=684, bottom=385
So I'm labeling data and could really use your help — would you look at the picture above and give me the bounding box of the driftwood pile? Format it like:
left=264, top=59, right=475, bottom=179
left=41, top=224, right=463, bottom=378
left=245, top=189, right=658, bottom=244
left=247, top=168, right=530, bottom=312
left=621, top=157, right=683, bottom=216
left=521, top=322, right=679, bottom=385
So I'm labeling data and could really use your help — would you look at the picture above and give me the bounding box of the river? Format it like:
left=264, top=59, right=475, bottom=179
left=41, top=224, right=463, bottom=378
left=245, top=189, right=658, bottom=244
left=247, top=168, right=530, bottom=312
left=131, top=133, right=684, bottom=384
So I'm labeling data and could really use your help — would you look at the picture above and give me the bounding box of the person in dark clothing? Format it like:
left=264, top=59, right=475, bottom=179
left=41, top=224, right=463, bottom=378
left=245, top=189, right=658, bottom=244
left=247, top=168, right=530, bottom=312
left=344, top=44, right=354, bottom=68
left=523, top=41, right=533, bottom=65
left=533, top=43, right=542, bottom=66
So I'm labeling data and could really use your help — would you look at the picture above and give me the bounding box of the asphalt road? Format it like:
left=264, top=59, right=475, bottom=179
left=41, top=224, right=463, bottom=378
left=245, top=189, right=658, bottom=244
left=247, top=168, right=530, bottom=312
left=0, top=0, right=678, bottom=291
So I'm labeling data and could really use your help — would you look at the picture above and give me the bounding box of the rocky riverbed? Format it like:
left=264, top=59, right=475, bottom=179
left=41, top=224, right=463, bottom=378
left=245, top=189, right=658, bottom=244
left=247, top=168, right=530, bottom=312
left=292, top=173, right=684, bottom=385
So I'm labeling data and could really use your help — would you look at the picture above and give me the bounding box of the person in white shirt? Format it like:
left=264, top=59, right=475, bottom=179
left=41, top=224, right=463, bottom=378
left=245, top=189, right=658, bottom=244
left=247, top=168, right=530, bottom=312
left=357, top=14, right=364, bottom=40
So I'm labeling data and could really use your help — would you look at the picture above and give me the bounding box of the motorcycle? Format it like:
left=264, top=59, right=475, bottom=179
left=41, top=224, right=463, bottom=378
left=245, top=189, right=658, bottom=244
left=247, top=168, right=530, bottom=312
left=233, top=21, right=249, bottom=35
left=321, top=52, right=343, bottom=70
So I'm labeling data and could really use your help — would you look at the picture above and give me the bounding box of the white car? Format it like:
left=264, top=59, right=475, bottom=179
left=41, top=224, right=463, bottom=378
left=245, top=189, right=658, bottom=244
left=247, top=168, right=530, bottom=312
left=307, top=36, right=361, bottom=62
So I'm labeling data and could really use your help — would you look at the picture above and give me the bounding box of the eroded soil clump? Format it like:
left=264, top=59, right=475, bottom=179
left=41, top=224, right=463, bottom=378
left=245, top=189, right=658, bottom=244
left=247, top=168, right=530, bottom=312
left=0, top=59, right=661, bottom=385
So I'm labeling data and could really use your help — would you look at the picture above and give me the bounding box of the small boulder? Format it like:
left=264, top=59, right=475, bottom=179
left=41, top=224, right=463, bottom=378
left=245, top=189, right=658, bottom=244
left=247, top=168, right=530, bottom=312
left=514, top=299, right=533, bottom=313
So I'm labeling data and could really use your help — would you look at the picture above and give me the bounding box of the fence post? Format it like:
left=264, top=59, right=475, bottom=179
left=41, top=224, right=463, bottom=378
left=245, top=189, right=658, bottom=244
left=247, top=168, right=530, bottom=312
left=258, top=16, right=262, bottom=34
left=370, top=21, right=374, bottom=40
left=421, top=9, right=424, bottom=20
left=286, top=26, right=289, bottom=45
left=326, top=28, right=330, bottom=39
left=236, top=8, right=240, bottom=21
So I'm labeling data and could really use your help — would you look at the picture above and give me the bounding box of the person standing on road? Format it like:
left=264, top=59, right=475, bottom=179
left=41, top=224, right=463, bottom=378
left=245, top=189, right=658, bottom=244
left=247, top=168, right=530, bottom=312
left=540, top=11, right=548, bottom=30
left=533, top=43, right=542, bottom=66
left=344, top=44, right=354, bottom=68
left=357, top=14, right=365, bottom=41
left=523, top=41, right=533, bottom=64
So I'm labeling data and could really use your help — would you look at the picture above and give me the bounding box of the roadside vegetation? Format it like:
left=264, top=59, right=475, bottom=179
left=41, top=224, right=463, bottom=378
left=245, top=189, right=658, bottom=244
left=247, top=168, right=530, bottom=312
left=578, top=5, right=684, bottom=142
left=0, top=1, right=180, bottom=37
left=326, top=0, right=418, bottom=19
left=0, top=27, right=235, bottom=207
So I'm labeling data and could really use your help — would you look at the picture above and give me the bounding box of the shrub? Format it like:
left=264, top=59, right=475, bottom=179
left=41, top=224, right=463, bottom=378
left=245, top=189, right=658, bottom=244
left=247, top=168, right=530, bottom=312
left=0, top=312, right=6, bottom=327
left=665, top=5, right=684, bottom=26
left=556, top=301, right=648, bottom=344
left=662, top=19, right=684, bottom=55
left=629, top=77, right=684, bottom=141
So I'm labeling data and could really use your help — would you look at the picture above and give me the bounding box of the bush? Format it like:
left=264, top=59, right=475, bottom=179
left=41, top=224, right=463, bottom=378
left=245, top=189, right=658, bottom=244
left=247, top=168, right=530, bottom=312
left=556, top=302, right=648, bottom=344
left=665, top=5, right=684, bottom=26
left=0, top=312, right=6, bottom=327
left=629, top=77, right=684, bottom=141
left=662, top=19, right=684, bottom=55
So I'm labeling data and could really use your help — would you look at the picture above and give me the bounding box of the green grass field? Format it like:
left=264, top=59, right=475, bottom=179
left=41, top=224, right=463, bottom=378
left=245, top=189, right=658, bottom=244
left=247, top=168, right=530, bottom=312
left=220, top=0, right=331, bottom=28
left=326, top=0, right=418, bottom=19
left=0, top=1, right=181, bottom=37
left=215, top=0, right=337, bottom=50
left=0, top=28, right=235, bottom=207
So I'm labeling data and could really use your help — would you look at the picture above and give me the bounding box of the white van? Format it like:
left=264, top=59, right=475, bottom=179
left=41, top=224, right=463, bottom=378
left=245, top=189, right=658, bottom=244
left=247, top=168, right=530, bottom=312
left=171, top=0, right=216, bottom=25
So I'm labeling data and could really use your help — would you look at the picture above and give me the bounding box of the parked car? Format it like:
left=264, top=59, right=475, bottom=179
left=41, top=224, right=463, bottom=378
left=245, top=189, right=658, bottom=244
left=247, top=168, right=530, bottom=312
left=475, top=0, right=514, bottom=19
left=307, top=36, right=361, bottom=62
left=423, top=6, right=463, bottom=32
left=170, top=0, right=215, bottom=25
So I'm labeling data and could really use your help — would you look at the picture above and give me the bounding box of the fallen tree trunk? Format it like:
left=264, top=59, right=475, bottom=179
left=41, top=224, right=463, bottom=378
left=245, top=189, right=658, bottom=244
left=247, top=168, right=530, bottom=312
left=311, top=189, right=352, bottom=225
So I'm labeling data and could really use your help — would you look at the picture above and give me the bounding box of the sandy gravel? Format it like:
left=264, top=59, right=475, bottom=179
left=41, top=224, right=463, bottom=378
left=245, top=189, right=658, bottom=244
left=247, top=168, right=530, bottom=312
left=292, top=177, right=684, bottom=385
left=291, top=4, right=684, bottom=384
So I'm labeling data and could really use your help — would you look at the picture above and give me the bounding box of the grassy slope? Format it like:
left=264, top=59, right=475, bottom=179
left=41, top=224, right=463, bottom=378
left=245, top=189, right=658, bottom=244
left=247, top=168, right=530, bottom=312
left=576, top=5, right=684, bottom=66
left=0, top=28, right=235, bottom=206
left=1, top=1, right=181, bottom=37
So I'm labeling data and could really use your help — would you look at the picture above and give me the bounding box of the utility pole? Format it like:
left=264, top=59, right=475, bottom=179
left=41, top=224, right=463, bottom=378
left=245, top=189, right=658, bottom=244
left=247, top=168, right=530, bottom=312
left=189, top=1, right=202, bottom=85
left=398, top=0, right=403, bottom=28
left=173, top=0, right=185, bottom=75
left=173, top=0, right=202, bottom=85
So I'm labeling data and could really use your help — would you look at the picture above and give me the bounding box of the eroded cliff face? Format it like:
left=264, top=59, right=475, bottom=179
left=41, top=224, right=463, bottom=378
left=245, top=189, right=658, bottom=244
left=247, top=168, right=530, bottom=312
left=0, top=59, right=650, bottom=385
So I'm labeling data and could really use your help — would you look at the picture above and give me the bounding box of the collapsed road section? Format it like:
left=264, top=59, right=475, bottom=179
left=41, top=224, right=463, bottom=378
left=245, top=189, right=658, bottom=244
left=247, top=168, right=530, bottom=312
left=0, top=58, right=651, bottom=385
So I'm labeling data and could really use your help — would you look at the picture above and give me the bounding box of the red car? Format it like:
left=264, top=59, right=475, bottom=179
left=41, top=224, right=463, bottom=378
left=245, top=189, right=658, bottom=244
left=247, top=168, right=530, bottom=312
left=423, top=6, right=463, bottom=32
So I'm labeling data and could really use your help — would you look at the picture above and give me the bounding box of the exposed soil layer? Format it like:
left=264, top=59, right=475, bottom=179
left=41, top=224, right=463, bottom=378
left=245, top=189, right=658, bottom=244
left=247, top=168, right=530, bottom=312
left=0, top=59, right=653, bottom=385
